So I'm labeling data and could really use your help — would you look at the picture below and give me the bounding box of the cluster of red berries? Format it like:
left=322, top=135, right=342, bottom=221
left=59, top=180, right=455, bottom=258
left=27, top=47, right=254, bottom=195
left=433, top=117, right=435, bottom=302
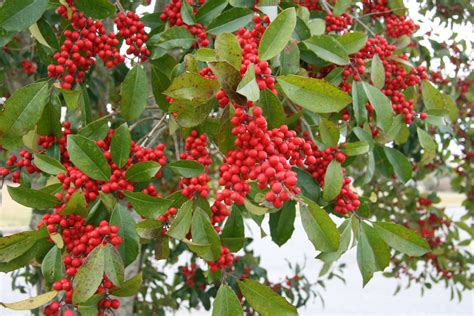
left=0, top=150, right=37, bottom=183
left=20, top=60, right=37, bottom=75
left=418, top=197, right=433, bottom=208
left=179, top=131, right=212, bottom=199
left=50, top=1, right=123, bottom=89
left=115, top=11, right=151, bottom=60
left=160, top=0, right=209, bottom=47
left=305, top=140, right=360, bottom=214
left=157, top=207, right=177, bottom=222
left=325, top=13, right=353, bottom=33
left=208, top=246, right=234, bottom=273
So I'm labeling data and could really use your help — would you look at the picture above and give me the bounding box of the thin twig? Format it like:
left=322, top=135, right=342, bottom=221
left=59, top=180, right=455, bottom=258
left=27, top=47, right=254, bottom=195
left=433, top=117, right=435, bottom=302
left=139, top=115, right=167, bottom=146
left=115, top=0, right=125, bottom=13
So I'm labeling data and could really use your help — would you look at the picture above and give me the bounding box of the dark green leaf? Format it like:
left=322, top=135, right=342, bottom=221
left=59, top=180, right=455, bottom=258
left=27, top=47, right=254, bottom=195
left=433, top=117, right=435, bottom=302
left=167, top=200, right=193, bottom=240
left=293, top=167, right=321, bottom=202
left=191, top=208, right=221, bottom=261
left=62, top=192, right=87, bottom=217
left=256, top=89, right=285, bottom=129
left=318, top=219, right=352, bottom=262
left=41, top=246, right=65, bottom=284
left=341, top=141, right=370, bottom=156
left=269, top=201, right=296, bottom=246
left=110, top=273, right=143, bottom=297
left=206, top=8, right=253, bottom=35
left=67, top=135, right=111, bottom=181
left=167, top=160, right=205, bottom=177
left=351, top=81, right=368, bottom=125
left=165, top=72, right=220, bottom=103
left=151, top=26, right=194, bottom=50
left=221, top=206, right=245, bottom=251
left=7, top=185, right=59, bottom=209
left=0, top=0, right=48, bottom=32
left=120, top=65, right=148, bottom=121
left=74, top=0, right=116, bottom=19
left=110, top=205, right=140, bottom=267
left=280, top=40, right=300, bottom=75
left=362, top=82, right=393, bottom=132
left=180, top=0, right=196, bottom=25
left=79, top=118, right=109, bottom=141
left=300, top=198, right=340, bottom=252
left=110, top=123, right=131, bottom=168
left=196, top=0, right=228, bottom=24
left=0, top=231, right=39, bottom=263
left=136, top=220, right=163, bottom=240
left=304, top=35, right=350, bottom=65
left=383, top=147, right=412, bottom=183
left=104, top=243, right=124, bottom=287
left=124, top=191, right=172, bottom=219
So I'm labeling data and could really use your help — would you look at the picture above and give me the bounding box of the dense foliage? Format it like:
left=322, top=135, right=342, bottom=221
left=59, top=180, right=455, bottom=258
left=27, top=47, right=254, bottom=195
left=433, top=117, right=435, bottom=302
left=0, top=0, right=472, bottom=315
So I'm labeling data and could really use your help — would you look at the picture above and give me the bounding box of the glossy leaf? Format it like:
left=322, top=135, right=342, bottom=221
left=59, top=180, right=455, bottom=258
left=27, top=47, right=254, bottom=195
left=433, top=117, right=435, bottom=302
left=67, top=135, right=111, bottom=181
left=221, top=206, right=245, bottom=252
left=259, top=8, right=297, bottom=61
left=79, top=117, right=109, bottom=141
left=125, top=161, right=161, bottom=182
left=300, top=198, right=340, bottom=252
left=110, top=123, right=131, bottom=168
left=167, top=200, right=193, bottom=240
left=318, top=219, right=352, bottom=263
left=124, top=191, right=172, bottom=219
left=256, top=89, right=286, bottom=129
left=293, top=167, right=321, bottom=202
left=196, top=0, right=228, bottom=24
left=373, top=222, right=430, bottom=256
left=206, top=8, right=254, bottom=35
left=212, top=284, right=243, bottom=316
left=237, top=279, right=297, bottom=316
left=120, top=65, right=148, bottom=121
left=323, top=160, right=343, bottom=201
left=33, top=154, right=66, bottom=175
left=269, top=201, right=296, bottom=246
left=167, top=160, right=205, bottom=177
left=278, top=75, right=351, bottom=113
left=180, top=0, right=196, bottom=25
left=74, top=0, right=115, bottom=19
left=351, top=80, right=368, bottom=125
left=341, top=141, right=370, bottom=156
left=191, top=208, right=221, bottom=261
left=0, top=0, right=48, bottom=32
left=109, top=205, right=140, bottom=267
left=7, top=185, right=60, bottom=209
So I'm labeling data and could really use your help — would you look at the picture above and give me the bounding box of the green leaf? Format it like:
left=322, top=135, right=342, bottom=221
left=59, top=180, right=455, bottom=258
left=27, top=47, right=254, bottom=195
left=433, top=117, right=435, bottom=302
left=195, top=48, right=217, bottom=62
left=196, top=0, right=228, bottom=24
left=33, top=154, right=66, bottom=175
left=304, top=35, right=350, bottom=65
left=167, top=200, right=193, bottom=240
left=180, top=0, right=196, bottom=25
left=151, top=26, right=194, bottom=50
left=269, top=201, right=296, bottom=246
left=215, top=32, right=242, bottom=70
left=256, top=89, right=286, bottom=129
left=383, top=147, right=412, bottom=183
left=2, top=291, right=57, bottom=310
left=333, top=0, right=352, bottom=16
left=0, top=231, right=39, bottom=263
left=37, top=102, right=61, bottom=137
left=191, top=208, right=221, bottom=261
left=280, top=40, right=300, bottom=75
left=110, top=123, right=131, bottom=168
left=62, top=192, right=88, bottom=217
left=167, top=160, right=205, bottom=177
left=362, top=82, right=393, bottom=132
left=110, top=205, right=140, bottom=267
left=206, top=8, right=253, bottom=35
left=387, top=0, right=407, bottom=16
left=221, top=206, right=245, bottom=252
left=104, top=243, right=124, bottom=287
left=237, top=63, right=260, bottom=101
left=136, top=220, right=163, bottom=240
left=278, top=75, right=351, bottom=113
left=373, top=222, right=430, bottom=256
left=183, top=239, right=211, bottom=258
left=0, top=0, right=48, bottom=32
left=125, top=161, right=161, bottom=182
left=308, top=18, right=325, bottom=36
left=170, top=99, right=214, bottom=128
left=41, top=246, right=65, bottom=284
left=79, top=117, right=109, bottom=141
left=0, top=81, right=49, bottom=141
left=67, top=135, right=111, bottom=181
left=165, top=72, right=220, bottom=103
left=337, top=31, right=368, bottom=55
left=417, top=127, right=436, bottom=164
left=293, top=167, right=321, bottom=202
left=209, top=61, right=245, bottom=103
left=151, top=59, right=174, bottom=109
left=73, top=245, right=105, bottom=303
left=371, top=54, right=385, bottom=89
left=7, top=185, right=59, bottom=209
left=74, top=0, right=115, bottom=19
left=259, top=8, right=297, bottom=61
left=237, top=279, right=297, bottom=316
left=319, top=118, right=339, bottom=147
left=244, top=199, right=268, bottom=216
left=341, top=141, right=370, bottom=156
left=421, top=80, right=457, bottom=121
left=323, top=160, right=343, bottom=201
left=120, top=65, right=148, bottom=121
left=212, top=284, right=243, bottom=316
left=32, top=18, right=59, bottom=50
left=110, top=273, right=143, bottom=297
left=216, top=104, right=237, bottom=154
left=300, top=198, right=340, bottom=252
left=357, top=222, right=390, bottom=286
left=61, top=88, right=81, bottom=110
left=124, top=191, right=172, bottom=219
left=318, top=219, right=352, bottom=262
left=351, top=81, right=368, bottom=125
